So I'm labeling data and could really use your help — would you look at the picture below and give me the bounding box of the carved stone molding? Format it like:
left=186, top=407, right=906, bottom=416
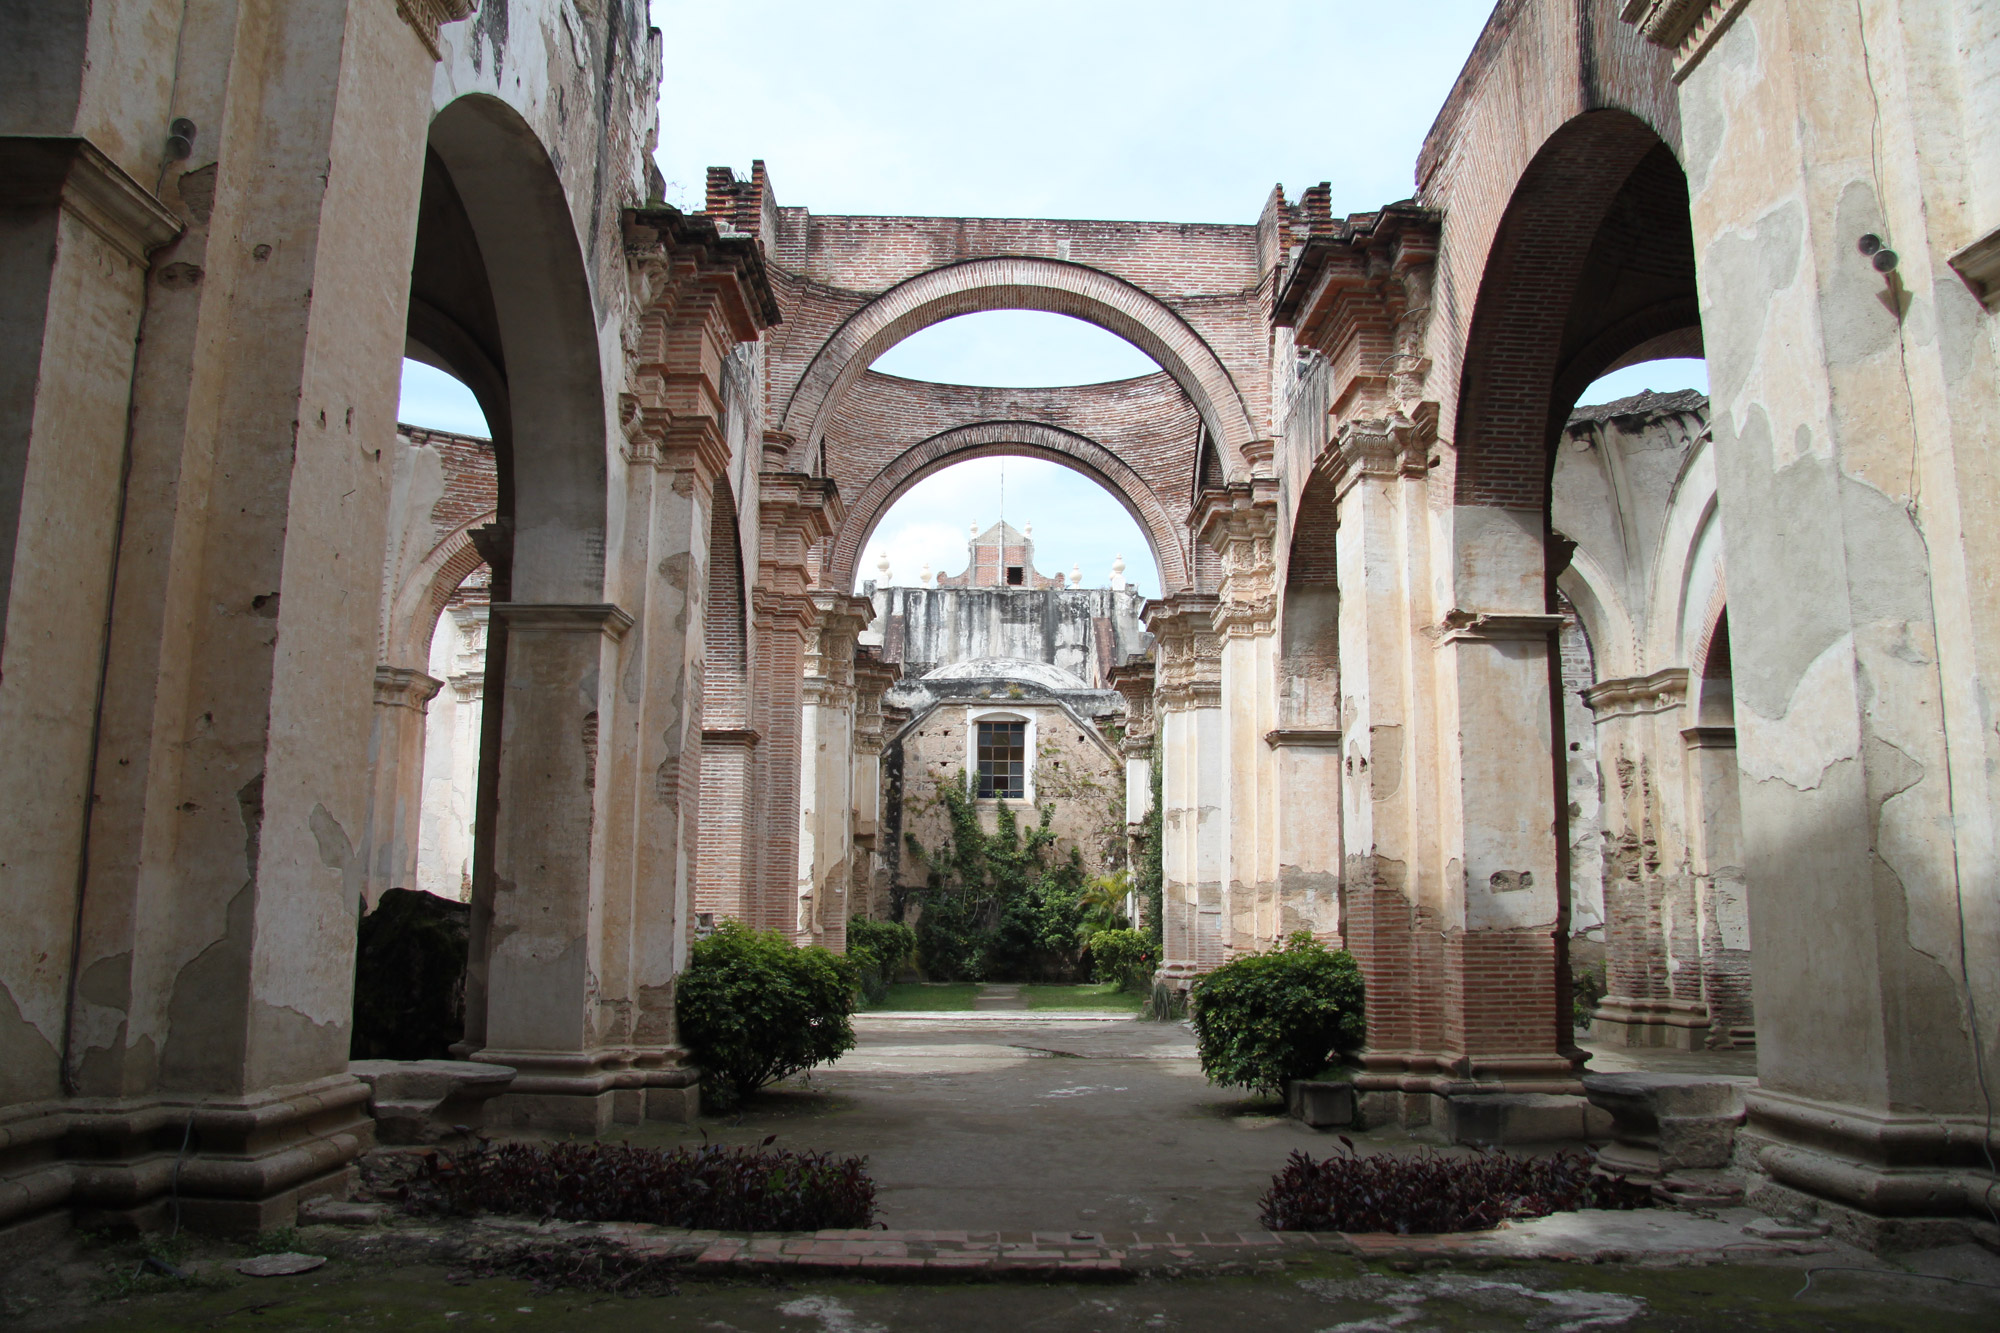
left=396, top=0, right=477, bottom=60
left=1585, top=667, right=1692, bottom=718
left=490, top=602, right=635, bottom=640
left=1322, top=402, right=1437, bottom=500
left=1265, top=728, right=1343, bottom=748
left=373, top=665, right=443, bottom=712
left=0, top=137, right=182, bottom=265
left=1435, top=611, right=1566, bottom=646
left=1619, top=0, right=1753, bottom=83
left=1195, top=481, right=1280, bottom=639
left=1145, top=595, right=1222, bottom=713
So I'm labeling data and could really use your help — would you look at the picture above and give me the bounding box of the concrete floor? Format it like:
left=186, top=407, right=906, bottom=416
left=618, top=1011, right=1761, bottom=1235
left=629, top=1013, right=1317, bottom=1233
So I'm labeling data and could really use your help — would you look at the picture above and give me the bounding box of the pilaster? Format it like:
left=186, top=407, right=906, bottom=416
left=1197, top=480, right=1281, bottom=954
left=362, top=666, right=442, bottom=907
left=1145, top=596, right=1223, bottom=982
left=798, top=593, right=873, bottom=949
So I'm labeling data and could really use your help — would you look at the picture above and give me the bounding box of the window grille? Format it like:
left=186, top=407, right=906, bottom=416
left=975, top=719, right=1026, bottom=799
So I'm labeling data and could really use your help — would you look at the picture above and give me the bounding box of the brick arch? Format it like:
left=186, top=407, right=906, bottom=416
left=778, top=257, right=1258, bottom=478
left=828, top=421, right=1189, bottom=594
left=1451, top=111, right=1694, bottom=514
left=385, top=513, right=496, bottom=669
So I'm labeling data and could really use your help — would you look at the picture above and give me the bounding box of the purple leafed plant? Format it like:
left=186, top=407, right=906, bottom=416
left=1259, top=1138, right=1653, bottom=1234
left=404, top=1137, right=876, bottom=1232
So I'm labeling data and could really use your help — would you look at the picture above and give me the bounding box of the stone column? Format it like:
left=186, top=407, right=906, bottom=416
left=1198, top=475, right=1283, bottom=954
left=797, top=593, right=872, bottom=950
left=851, top=650, right=900, bottom=922
left=363, top=667, right=443, bottom=907
left=1108, top=661, right=1158, bottom=911
left=1273, top=567, right=1343, bottom=943
left=1331, top=418, right=1446, bottom=1126
left=751, top=475, right=840, bottom=935
left=4, top=0, right=453, bottom=1230
left=1637, top=0, right=2000, bottom=1234
left=1145, top=596, right=1223, bottom=983
left=1682, top=723, right=1752, bottom=1047
left=476, top=602, right=634, bottom=1134
left=1582, top=670, right=1709, bottom=1049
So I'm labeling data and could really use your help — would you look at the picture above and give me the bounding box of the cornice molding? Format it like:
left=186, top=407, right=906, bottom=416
left=1619, top=0, right=1753, bottom=83
left=0, top=136, right=182, bottom=265
left=490, top=602, right=635, bottom=640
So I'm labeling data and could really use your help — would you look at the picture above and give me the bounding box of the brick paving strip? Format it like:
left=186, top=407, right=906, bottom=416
left=319, top=1207, right=1838, bottom=1282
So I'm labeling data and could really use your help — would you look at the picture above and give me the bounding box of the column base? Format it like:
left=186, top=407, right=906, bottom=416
left=1590, top=995, right=1711, bottom=1049
left=1354, top=1052, right=1593, bottom=1143
left=1735, top=1087, right=2000, bottom=1246
left=473, top=1048, right=701, bottom=1134
left=0, top=1074, right=374, bottom=1237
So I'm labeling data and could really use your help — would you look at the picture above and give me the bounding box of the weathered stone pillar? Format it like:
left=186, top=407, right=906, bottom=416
left=1197, top=474, right=1283, bottom=954
left=751, top=475, right=840, bottom=934
left=1108, top=661, right=1158, bottom=915
left=476, top=602, right=634, bottom=1133
left=1633, top=0, right=2000, bottom=1236
left=363, top=667, right=443, bottom=907
left=1, top=0, right=450, bottom=1230
left=798, top=594, right=872, bottom=949
left=1583, top=670, right=1708, bottom=1049
left=1331, top=417, right=1449, bottom=1126
left=850, top=650, right=900, bottom=922
left=1145, top=596, right=1223, bottom=983
left=1273, top=575, right=1343, bottom=942
left=1682, top=723, right=1752, bottom=1046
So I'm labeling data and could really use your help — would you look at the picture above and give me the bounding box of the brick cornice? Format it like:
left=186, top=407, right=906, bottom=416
left=1275, top=204, right=1440, bottom=432
left=620, top=207, right=782, bottom=483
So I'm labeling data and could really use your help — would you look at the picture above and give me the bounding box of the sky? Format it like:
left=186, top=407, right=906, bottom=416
left=397, top=1, right=1707, bottom=597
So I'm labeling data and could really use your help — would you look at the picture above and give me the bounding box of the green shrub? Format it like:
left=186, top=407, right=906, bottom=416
left=1189, top=932, right=1364, bottom=1097
left=1571, top=960, right=1606, bottom=1031
left=904, top=779, right=1089, bottom=981
left=676, top=921, right=857, bottom=1109
left=1088, top=928, right=1155, bottom=992
left=846, top=918, right=916, bottom=1002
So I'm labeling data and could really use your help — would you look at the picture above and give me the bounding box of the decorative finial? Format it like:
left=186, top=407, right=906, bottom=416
left=1024, top=521, right=1033, bottom=540
left=1110, top=554, right=1126, bottom=590
left=969, top=521, right=979, bottom=539
left=876, top=550, right=891, bottom=585
left=920, top=560, right=932, bottom=587
left=1070, top=561, right=1082, bottom=586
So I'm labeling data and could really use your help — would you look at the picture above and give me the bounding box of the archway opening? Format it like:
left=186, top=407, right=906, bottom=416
left=868, top=310, right=1163, bottom=387
left=857, top=454, right=1162, bottom=600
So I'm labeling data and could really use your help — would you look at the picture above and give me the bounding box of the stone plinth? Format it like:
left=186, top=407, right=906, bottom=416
left=1287, top=1079, right=1357, bottom=1129
left=1582, top=1072, right=1751, bottom=1180
left=349, top=1060, right=517, bottom=1145
left=1444, top=1093, right=1612, bottom=1147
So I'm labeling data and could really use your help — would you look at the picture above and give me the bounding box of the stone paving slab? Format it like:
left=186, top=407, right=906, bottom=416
left=555, top=1206, right=1839, bottom=1280
left=852, top=1011, right=1138, bottom=1024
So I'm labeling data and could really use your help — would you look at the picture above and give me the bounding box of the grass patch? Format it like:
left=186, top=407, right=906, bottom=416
left=1020, top=982, right=1144, bottom=1012
left=863, top=982, right=979, bottom=1011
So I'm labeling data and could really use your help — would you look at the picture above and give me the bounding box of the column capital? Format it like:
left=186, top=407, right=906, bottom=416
left=1195, top=481, right=1281, bottom=638
left=490, top=602, right=635, bottom=640
left=1323, top=403, right=1437, bottom=500
left=1145, top=594, right=1222, bottom=712
left=1108, top=659, right=1158, bottom=741
left=373, top=665, right=443, bottom=711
